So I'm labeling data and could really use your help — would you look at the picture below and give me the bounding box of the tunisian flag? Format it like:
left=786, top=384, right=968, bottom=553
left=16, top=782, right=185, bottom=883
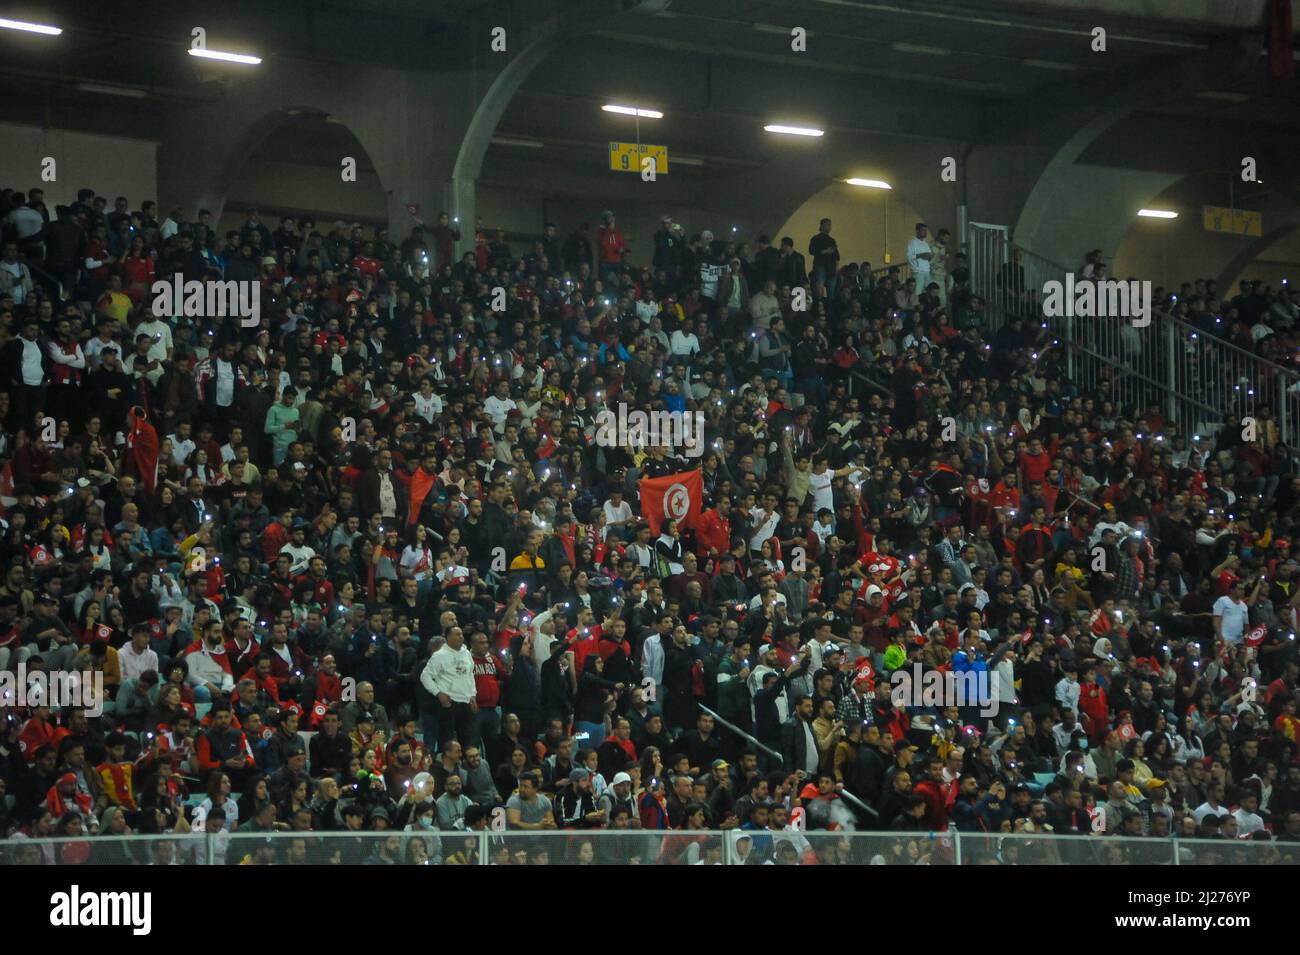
left=126, top=406, right=160, bottom=494
left=407, top=465, right=437, bottom=527
left=639, top=470, right=703, bottom=538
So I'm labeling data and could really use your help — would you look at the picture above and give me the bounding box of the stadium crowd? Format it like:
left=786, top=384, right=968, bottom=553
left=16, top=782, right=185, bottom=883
left=0, top=184, right=1298, bottom=865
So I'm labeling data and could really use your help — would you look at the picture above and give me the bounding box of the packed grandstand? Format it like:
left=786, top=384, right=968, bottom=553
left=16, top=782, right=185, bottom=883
left=0, top=183, right=1298, bottom=867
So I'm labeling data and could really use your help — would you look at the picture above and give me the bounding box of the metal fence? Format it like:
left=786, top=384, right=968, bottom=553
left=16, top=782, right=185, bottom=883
left=2, top=829, right=1297, bottom=865
left=965, top=223, right=1300, bottom=450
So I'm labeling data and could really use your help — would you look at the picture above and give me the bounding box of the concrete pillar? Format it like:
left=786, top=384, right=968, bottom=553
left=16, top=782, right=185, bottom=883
left=157, top=0, right=666, bottom=242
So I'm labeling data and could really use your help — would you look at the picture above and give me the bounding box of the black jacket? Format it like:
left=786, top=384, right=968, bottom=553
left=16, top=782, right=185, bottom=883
left=780, top=715, right=815, bottom=776
left=0, top=335, right=51, bottom=388
left=673, top=729, right=723, bottom=774
left=309, top=728, right=351, bottom=778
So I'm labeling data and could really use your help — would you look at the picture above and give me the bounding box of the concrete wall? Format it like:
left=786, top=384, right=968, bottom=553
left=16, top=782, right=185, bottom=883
left=775, top=181, right=927, bottom=271
left=1111, top=190, right=1300, bottom=290
left=219, top=159, right=388, bottom=234
left=0, top=121, right=158, bottom=210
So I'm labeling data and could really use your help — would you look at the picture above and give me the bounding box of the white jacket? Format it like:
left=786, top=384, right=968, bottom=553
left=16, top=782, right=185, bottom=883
left=420, top=643, right=476, bottom=703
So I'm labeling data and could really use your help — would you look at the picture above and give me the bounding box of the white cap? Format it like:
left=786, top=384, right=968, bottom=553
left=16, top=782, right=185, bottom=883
left=611, top=772, right=632, bottom=787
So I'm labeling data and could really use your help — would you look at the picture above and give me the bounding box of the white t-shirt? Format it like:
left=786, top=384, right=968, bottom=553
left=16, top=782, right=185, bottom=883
left=413, top=391, right=444, bottom=424
left=1192, top=801, right=1230, bottom=825
left=603, top=499, right=633, bottom=528
left=699, top=261, right=725, bottom=299
left=136, top=319, right=173, bottom=362
left=809, top=470, right=835, bottom=515
left=484, top=395, right=517, bottom=430
left=378, top=472, right=398, bottom=518
left=280, top=543, right=317, bottom=575
left=401, top=545, right=434, bottom=580
left=169, top=434, right=196, bottom=467
left=1233, top=807, right=1265, bottom=836
left=1212, top=595, right=1249, bottom=644
left=748, top=507, right=780, bottom=552
left=214, top=359, right=235, bottom=408
left=20, top=337, right=44, bottom=386
left=906, top=237, right=932, bottom=277
left=669, top=330, right=700, bottom=358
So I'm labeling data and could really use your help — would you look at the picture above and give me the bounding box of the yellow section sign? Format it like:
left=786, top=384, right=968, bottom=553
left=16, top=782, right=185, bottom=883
left=609, top=142, right=669, bottom=174
left=1203, top=205, right=1262, bottom=237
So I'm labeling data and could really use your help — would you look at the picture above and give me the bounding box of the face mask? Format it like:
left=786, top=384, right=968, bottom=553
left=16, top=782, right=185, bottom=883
left=418, top=816, right=434, bottom=829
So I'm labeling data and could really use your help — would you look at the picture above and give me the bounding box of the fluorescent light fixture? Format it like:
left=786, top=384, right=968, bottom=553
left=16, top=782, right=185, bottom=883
left=1023, top=58, right=1077, bottom=71
left=602, top=104, right=663, bottom=118
left=846, top=178, right=892, bottom=189
left=1196, top=90, right=1250, bottom=103
left=753, top=23, right=808, bottom=36
left=891, top=42, right=950, bottom=56
left=673, top=155, right=705, bottom=167
left=764, top=124, right=824, bottom=137
left=1137, top=209, right=1178, bottom=219
left=0, top=17, right=61, bottom=34
left=490, top=136, right=544, bottom=149
left=75, top=82, right=148, bottom=98
left=188, top=48, right=262, bottom=65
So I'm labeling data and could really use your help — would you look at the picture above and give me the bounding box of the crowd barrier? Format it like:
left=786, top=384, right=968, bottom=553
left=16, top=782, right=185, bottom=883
left=2, top=828, right=1296, bottom=865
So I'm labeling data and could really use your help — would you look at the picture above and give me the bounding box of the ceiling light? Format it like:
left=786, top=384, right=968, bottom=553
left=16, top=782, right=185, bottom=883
left=1023, top=58, right=1078, bottom=71
left=673, top=155, right=705, bottom=167
left=0, top=17, right=61, bottom=35
left=846, top=178, right=892, bottom=189
left=764, top=124, right=823, bottom=137
left=491, top=136, right=544, bottom=149
left=1196, top=90, right=1250, bottom=103
left=188, top=48, right=262, bottom=65
left=602, top=104, right=663, bottom=118
left=75, top=82, right=148, bottom=99
left=753, top=23, right=808, bottom=36
left=891, top=42, right=950, bottom=56
left=1137, top=209, right=1178, bottom=219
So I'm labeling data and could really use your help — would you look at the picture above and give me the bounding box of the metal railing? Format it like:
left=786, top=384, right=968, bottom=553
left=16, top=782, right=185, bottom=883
left=696, top=704, right=784, bottom=767
left=965, top=223, right=1300, bottom=450
left=3, top=828, right=1296, bottom=865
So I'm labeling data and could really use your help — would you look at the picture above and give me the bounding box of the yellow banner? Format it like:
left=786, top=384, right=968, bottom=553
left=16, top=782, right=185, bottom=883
left=609, top=142, right=669, bottom=174
left=1202, top=205, right=1262, bottom=237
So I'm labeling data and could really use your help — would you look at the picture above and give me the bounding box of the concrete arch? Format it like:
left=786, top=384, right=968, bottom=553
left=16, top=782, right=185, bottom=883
left=709, top=135, right=965, bottom=259
left=1215, top=224, right=1299, bottom=289
left=158, top=0, right=674, bottom=238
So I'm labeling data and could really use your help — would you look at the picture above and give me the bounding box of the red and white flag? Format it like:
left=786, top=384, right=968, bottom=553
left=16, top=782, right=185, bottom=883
left=639, top=470, right=703, bottom=538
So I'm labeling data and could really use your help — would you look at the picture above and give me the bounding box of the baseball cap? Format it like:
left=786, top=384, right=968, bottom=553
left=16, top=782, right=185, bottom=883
left=611, top=772, right=632, bottom=787
left=710, top=758, right=730, bottom=771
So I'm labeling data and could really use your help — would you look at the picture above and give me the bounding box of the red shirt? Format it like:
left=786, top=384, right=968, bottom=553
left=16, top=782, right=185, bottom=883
left=695, top=510, right=731, bottom=558
left=472, top=652, right=502, bottom=708
left=1019, top=450, right=1051, bottom=488
left=597, top=225, right=625, bottom=264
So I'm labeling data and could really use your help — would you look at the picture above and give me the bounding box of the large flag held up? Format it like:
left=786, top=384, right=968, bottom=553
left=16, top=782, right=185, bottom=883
left=126, top=406, right=160, bottom=495
left=638, top=470, right=704, bottom=538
